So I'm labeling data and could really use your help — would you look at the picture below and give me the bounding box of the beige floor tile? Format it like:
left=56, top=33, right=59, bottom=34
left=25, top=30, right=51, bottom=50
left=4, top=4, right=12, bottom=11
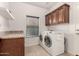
left=25, top=45, right=72, bottom=56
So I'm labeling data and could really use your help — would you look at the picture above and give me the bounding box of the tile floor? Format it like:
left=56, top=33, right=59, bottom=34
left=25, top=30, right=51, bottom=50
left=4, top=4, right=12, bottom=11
left=25, top=45, right=72, bottom=56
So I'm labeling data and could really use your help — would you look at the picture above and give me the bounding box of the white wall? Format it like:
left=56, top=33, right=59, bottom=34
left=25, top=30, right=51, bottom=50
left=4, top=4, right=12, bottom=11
left=0, top=15, right=9, bottom=31
left=8, top=2, right=47, bottom=47
left=0, top=2, right=9, bottom=31
left=0, top=2, right=9, bottom=8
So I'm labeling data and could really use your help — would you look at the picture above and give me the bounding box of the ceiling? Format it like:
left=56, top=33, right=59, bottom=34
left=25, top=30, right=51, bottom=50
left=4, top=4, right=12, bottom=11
left=25, top=2, right=58, bottom=9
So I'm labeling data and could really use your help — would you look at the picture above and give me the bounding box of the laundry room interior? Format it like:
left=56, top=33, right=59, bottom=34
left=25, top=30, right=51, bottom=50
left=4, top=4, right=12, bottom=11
left=0, top=2, right=79, bottom=56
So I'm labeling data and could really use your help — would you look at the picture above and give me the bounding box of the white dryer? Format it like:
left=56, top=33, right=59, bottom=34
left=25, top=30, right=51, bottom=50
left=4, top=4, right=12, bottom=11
left=43, top=31, right=64, bottom=56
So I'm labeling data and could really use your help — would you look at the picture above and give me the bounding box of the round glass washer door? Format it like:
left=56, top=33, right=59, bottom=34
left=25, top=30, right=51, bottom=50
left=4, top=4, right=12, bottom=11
left=39, top=34, right=43, bottom=42
left=44, top=35, right=52, bottom=47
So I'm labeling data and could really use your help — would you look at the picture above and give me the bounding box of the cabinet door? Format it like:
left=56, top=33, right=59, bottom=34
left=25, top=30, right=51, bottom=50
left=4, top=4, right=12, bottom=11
left=45, top=14, right=52, bottom=26
left=64, top=5, right=69, bottom=23
left=48, top=14, right=52, bottom=25
left=51, top=13, right=54, bottom=25
left=0, top=39, right=1, bottom=53
left=0, top=38, right=24, bottom=56
left=58, top=7, right=65, bottom=23
left=51, top=11, right=59, bottom=25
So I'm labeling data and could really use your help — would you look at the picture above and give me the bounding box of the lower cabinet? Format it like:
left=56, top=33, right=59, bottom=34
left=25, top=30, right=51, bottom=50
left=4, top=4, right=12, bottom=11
left=0, top=38, right=24, bottom=56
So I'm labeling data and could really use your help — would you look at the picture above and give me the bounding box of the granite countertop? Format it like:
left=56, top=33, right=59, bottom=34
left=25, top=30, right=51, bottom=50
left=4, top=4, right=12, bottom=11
left=0, top=31, right=24, bottom=39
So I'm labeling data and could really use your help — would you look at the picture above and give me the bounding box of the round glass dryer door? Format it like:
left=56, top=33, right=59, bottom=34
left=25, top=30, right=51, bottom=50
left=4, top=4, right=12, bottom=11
left=39, top=34, right=43, bottom=42
left=44, top=35, right=52, bottom=47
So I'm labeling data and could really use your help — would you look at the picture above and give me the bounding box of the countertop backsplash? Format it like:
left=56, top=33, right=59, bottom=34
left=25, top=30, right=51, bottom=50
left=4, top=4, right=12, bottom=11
left=0, top=30, right=24, bottom=36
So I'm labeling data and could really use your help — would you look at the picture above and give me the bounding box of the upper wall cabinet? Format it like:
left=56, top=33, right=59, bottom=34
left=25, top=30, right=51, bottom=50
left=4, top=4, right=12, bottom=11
left=45, top=4, right=70, bottom=26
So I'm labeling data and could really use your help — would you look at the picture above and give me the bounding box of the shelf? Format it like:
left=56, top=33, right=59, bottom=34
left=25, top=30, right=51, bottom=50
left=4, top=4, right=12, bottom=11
left=0, top=7, right=15, bottom=20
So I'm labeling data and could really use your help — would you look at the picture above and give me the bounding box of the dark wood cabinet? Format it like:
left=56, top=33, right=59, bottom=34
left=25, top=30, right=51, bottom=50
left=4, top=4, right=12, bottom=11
left=45, top=13, right=52, bottom=26
left=0, top=37, right=24, bottom=56
left=45, top=4, right=70, bottom=26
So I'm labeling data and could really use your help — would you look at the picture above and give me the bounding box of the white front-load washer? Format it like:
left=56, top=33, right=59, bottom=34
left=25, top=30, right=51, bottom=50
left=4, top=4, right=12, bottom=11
left=39, top=31, right=51, bottom=48
left=43, top=31, right=64, bottom=56
left=39, top=33, right=43, bottom=46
